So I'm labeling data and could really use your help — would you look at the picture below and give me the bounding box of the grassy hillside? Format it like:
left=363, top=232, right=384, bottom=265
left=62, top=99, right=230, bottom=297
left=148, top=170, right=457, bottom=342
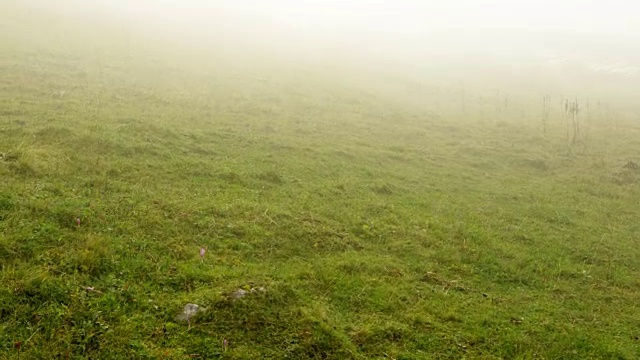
left=1, top=3, right=640, bottom=359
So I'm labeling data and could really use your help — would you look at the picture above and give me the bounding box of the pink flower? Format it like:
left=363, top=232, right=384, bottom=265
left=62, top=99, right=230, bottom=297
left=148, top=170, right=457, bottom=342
left=76, top=218, right=81, bottom=227
left=199, top=247, right=205, bottom=259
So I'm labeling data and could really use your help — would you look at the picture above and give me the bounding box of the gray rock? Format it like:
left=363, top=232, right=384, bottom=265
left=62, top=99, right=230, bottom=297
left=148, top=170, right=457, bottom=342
left=231, top=289, right=247, bottom=300
left=175, top=303, right=203, bottom=325
left=230, top=286, right=267, bottom=301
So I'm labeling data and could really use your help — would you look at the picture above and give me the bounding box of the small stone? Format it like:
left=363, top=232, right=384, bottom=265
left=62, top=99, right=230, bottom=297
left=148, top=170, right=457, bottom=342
left=176, top=303, right=202, bottom=323
left=231, top=289, right=247, bottom=300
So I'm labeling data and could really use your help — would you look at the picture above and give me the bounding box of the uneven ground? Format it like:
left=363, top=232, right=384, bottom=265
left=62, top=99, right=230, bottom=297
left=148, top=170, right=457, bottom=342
left=1, top=3, right=640, bottom=359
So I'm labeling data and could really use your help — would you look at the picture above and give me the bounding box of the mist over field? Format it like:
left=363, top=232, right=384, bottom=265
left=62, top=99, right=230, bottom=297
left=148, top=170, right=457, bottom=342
left=2, top=0, right=640, bottom=358
left=11, top=0, right=640, bottom=109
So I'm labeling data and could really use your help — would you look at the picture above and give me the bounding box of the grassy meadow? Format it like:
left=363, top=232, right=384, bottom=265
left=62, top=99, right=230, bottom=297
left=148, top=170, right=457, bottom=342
left=1, top=3, right=640, bottom=359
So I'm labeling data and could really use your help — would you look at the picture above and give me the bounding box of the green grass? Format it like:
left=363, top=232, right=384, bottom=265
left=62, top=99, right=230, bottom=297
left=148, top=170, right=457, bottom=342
left=2, top=3, right=640, bottom=359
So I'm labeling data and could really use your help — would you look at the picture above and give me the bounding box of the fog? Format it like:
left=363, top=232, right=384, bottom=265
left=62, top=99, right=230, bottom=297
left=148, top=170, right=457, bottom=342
left=48, top=0, right=640, bottom=35
left=14, top=0, right=640, bottom=111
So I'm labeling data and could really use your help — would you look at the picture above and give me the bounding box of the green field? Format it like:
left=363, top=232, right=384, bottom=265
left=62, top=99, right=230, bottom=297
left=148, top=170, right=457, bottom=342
left=1, top=2, right=639, bottom=359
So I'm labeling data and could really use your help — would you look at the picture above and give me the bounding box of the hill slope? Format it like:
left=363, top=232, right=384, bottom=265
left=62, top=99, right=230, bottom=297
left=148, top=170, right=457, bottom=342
left=1, top=2, right=640, bottom=359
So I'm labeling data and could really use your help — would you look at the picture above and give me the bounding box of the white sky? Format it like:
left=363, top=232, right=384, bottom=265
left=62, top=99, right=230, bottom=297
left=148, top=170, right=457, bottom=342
left=24, top=0, right=639, bottom=75
left=120, top=0, right=639, bottom=36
